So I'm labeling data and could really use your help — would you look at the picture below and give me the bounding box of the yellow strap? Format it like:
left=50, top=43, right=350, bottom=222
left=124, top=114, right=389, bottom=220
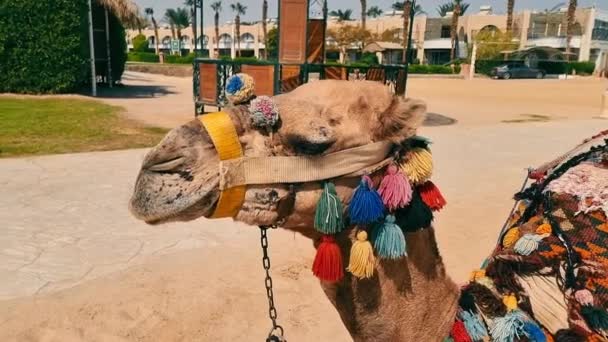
left=199, top=112, right=246, bottom=218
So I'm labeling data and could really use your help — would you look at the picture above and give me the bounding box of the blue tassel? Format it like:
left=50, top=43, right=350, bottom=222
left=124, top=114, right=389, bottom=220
left=489, top=309, right=527, bottom=342
left=372, top=215, right=406, bottom=259
left=523, top=321, right=546, bottom=342
left=460, top=310, right=488, bottom=341
left=348, top=176, right=385, bottom=225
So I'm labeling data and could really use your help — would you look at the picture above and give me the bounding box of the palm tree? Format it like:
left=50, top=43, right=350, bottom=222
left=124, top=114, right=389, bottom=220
left=450, top=1, right=462, bottom=61
left=230, top=2, right=247, bottom=57
left=392, top=2, right=425, bottom=15
left=329, top=9, right=353, bottom=22
left=401, top=1, right=412, bottom=64
left=144, top=7, right=160, bottom=54
left=506, top=0, right=515, bottom=33
left=436, top=1, right=469, bottom=17
left=211, top=1, right=222, bottom=58
left=184, top=0, right=196, bottom=52
left=366, top=6, right=383, bottom=19
left=164, top=8, right=190, bottom=40
left=565, top=0, right=577, bottom=60
left=360, top=0, right=367, bottom=30
left=262, top=0, right=268, bottom=59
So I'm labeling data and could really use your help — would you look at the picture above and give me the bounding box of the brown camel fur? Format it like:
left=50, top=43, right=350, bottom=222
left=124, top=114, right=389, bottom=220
left=130, top=80, right=459, bottom=341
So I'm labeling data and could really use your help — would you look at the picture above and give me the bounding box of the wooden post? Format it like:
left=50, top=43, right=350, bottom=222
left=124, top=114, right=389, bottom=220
left=87, top=0, right=97, bottom=96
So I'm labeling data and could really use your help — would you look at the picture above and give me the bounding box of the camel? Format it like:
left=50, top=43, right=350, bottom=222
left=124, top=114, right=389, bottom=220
left=130, top=79, right=608, bottom=341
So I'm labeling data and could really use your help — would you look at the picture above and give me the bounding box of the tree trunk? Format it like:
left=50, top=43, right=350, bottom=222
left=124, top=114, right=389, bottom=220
left=152, top=19, right=160, bottom=55
left=215, top=12, right=220, bottom=58
left=170, top=25, right=176, bottom=39
left=402, top=1, right=412, bottom=64
left=506, top=0, right=515, bottom=34
left=565, top=0, right=577, bottom=61
left=450, top=4, right=460, bottom=61
left=236, top=15, right=241, bottom=58
left=262, top=0, right=268, bottom=59
left=360, top=0, right=367, bottom=31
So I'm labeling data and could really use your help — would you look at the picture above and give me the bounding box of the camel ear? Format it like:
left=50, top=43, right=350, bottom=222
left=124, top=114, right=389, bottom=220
left=374, top=96, right=426, bottom=142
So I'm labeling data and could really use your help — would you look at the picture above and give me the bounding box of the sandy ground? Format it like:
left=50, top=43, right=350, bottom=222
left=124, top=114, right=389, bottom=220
left=1, top=73, right=607, bottom=341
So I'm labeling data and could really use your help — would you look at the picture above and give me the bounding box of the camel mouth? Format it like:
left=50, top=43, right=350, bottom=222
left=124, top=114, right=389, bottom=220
left=130, top=169, right=220, bottom=225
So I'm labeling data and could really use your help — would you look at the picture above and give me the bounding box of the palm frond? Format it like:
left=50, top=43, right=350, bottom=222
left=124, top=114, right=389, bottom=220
left=97, top=0, right=139, bottom=24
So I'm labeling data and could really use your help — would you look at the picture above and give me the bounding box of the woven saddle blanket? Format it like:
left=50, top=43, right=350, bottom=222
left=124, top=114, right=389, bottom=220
left=449, top=132, right=608, bottom=342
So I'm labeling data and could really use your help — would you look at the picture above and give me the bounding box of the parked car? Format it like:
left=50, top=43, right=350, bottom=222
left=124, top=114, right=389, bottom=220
left=491, top=63, right=545, bottom=79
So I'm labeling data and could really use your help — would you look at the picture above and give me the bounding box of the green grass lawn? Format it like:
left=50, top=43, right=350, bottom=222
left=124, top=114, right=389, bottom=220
left=0, top=97, right=168, bottom=157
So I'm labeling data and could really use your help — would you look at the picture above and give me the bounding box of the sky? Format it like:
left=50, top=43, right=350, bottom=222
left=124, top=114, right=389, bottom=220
left=134, top=0, right=608, bottom=26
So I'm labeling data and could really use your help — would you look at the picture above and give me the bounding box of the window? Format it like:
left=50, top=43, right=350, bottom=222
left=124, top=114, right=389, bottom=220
left=593, top=20, right=608, bottom=41
left=441, top=25, right=451, bottom=38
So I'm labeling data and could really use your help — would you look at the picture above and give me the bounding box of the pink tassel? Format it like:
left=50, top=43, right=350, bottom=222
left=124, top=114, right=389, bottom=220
left=419, top=181, right=447, bottom=211
left=575, top=289, right=594, bottom=306
left=378, top=164, right=412, bottom=211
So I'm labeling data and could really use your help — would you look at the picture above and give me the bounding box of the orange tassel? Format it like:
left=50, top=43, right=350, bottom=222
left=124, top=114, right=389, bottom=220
left=312, top=235, right=344, bottom=282
left=419, top=181, right=447, bottom=211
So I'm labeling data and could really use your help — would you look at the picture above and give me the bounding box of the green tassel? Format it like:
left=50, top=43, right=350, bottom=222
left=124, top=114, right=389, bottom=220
left=581, top=305, right=608, bottom=331
left=314, top=182, right=344, bottom=234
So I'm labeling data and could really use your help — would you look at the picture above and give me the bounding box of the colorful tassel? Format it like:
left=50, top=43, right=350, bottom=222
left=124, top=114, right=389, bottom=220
left=523, top=321, right=547, bottom=342
left=460, top=310, right=489, bottom=341
left=372, top=215, right=406, bottom=259
left=489, top=309, right=527, bottom=342
left=419, top=181, right=447, bottom=211
left=459, top=290, right=478, bottom=314
left=514, top=234, right=546, bottom=256
left=314, top=182, right=344, bottom=234
left=312, top=235, right=344, bottom=282
left=581, top=305, right=608, bottom=331
left=503, top=294, right=518, bottom=311
left=502, top=228, right=520, bottom=248
left=535, top=223, right=552, bottom=235
left=450, top=320, right=473, bottom=342
left=574, top=289, right=594, bottom=306
left=378, top=164, right=412, bottom=211
left=400, top=147, right=433, bottom=184
left=348, top=176, right=385, bottom=225
left=399, top=190, right=433, bottom=231
left=347, top=230, right=375, bottom=279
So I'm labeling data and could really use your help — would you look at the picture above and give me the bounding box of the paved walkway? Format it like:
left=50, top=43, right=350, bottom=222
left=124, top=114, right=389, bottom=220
left=99, top=72, right=195, bottom=129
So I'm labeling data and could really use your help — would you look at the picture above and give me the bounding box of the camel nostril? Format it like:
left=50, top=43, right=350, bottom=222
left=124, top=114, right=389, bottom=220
left=146, top=156, right=186, bottom=172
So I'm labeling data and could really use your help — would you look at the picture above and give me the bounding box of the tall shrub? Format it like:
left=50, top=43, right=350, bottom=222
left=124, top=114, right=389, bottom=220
left=0, top=0, right=89, bottom=93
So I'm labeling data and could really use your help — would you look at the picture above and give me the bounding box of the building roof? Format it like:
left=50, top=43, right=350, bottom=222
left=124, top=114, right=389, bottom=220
left=97, top=0, right=139, bottom=25
left=363, top=41, right=404, bottom=53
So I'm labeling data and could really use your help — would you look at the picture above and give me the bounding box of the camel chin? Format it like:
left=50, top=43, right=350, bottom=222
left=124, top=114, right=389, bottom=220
left=129, top=119, right=222, bottom=225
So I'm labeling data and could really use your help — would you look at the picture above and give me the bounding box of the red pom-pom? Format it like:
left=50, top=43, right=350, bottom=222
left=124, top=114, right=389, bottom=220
left=450, top=320, right=473, bottom=342
left=312, top=235, right=344, bottom=282
left=419, top=181, right=447, bottom=211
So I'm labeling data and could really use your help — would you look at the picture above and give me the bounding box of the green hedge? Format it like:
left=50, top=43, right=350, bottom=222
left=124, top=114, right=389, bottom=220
left=128, top=52, right=160, bottom=63
left=409, top=64, right=453, bottom=74
left=567, top=62, right=595, bottom=75
left=132, top=34, right=148, bottom=52
left=0, top=0, right=127, bottom=93
left=0, top=0, right=89, bottom=93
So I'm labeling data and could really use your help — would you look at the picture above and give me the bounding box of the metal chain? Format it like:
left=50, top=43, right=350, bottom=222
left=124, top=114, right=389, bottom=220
left=260, top=226, right=285, bottom=342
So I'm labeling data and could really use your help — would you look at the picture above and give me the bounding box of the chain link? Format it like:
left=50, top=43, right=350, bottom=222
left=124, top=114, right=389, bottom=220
left=260, top=226, right=285, bottom=342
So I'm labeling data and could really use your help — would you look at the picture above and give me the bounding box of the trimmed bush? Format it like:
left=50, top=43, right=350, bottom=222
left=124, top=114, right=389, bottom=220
left=132, top=34, right=148, bottom=52
left=567, top=61, right=596, bottom=75
left=0, top=0, right=128, bottom=93
left=0, top=0, right=89, bottom=93
left=408, top=64, right=453, bottom=74
left=127, top=52, right=160, bottom=63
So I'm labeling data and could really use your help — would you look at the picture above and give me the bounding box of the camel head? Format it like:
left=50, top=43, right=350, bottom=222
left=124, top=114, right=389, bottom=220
left=130, top=80, right=426, bottom=231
